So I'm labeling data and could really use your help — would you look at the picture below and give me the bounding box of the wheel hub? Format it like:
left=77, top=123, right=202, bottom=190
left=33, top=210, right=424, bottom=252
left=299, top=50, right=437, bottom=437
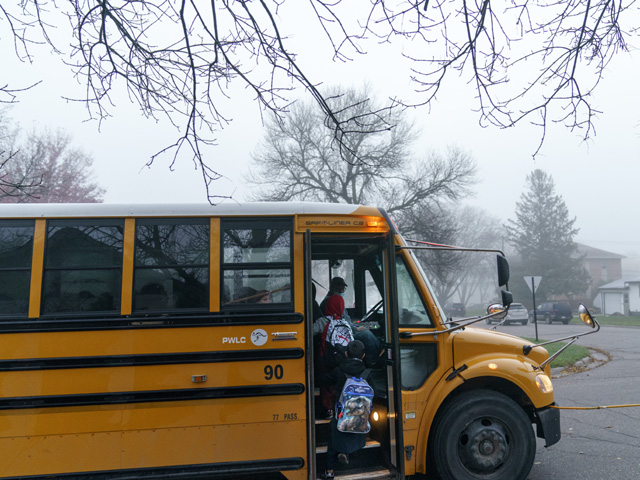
left=458, top=418, right=509, bottom=473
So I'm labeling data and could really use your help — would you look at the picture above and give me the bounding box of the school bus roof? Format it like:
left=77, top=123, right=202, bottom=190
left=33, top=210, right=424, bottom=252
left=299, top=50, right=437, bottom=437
left=0, top=202, right=385, bottom=219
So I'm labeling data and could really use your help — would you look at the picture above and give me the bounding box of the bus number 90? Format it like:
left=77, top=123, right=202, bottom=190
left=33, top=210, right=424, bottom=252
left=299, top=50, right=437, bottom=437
left=264, top=365, right=283, bottom=380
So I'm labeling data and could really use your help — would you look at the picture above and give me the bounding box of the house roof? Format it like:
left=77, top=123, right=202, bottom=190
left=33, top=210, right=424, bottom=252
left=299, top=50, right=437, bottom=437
left=598, top=279, right=629, bottom=290
left=625, top=276, right=640, bottom=284
left=574, top=243, right=625, bottom=260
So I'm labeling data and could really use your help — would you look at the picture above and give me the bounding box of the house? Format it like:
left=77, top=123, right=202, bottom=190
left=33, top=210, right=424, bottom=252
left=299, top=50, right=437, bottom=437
left=594, top=279, right=628, bottom=315
left=574, top=243, right=625, bottom=302
left=627, top=277, right=640, bottom=315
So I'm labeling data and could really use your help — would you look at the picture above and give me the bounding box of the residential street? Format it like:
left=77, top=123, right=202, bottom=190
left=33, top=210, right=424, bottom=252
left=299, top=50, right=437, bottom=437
left=492, top=322, right=640, bottom=480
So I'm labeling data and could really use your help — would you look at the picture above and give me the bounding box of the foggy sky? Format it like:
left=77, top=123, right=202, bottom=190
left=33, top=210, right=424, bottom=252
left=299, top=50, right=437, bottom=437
left=2, top=4, right=639, bottom=277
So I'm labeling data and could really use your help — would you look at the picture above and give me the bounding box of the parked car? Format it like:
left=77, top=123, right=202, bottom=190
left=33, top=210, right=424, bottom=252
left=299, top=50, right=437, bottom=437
left=487, top=302, right=528, bottom=325
left=529, top=302, right=573, bottom=324
left=445, top=303, right=466, bottom=318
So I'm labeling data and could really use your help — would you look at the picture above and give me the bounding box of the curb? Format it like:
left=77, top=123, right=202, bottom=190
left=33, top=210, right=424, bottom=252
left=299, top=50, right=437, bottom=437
left=550, top=347, right=611, bottom=378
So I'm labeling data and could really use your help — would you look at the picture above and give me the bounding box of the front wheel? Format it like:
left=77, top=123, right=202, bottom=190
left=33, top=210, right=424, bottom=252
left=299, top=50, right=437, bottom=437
left=521, top=319, right=528, bottom=325
left=545, top=314, right=552, bottom=325
left=429, top=389, right=535, bottom=480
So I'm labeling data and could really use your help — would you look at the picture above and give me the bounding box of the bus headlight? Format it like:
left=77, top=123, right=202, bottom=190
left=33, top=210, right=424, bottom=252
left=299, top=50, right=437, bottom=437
left=536, top=374, right=553, bottom=393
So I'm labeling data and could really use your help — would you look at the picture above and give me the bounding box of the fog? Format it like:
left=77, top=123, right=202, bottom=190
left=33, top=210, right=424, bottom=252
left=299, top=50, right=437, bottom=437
left=2, top=5, right=639, bottom=278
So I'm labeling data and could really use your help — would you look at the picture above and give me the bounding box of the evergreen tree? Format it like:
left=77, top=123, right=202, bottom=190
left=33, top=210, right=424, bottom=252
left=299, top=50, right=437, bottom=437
left=506, top=169, right=589, bottom=305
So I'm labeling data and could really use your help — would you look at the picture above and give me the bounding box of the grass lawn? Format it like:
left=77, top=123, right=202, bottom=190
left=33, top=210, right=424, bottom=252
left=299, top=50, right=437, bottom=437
left=591, top=314, right=640, bottom=327
left=522, top=337, right=591, bottom=369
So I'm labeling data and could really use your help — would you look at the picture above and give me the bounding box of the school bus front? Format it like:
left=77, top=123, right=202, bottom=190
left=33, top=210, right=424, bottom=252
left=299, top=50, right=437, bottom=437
left=394, top=243, right=560, bottom=480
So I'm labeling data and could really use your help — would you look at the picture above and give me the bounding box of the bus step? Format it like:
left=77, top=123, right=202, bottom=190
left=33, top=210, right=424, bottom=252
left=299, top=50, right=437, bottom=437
left=330, top=469, right=394, bottom=479
left=315, top=439, right=380, bottom=454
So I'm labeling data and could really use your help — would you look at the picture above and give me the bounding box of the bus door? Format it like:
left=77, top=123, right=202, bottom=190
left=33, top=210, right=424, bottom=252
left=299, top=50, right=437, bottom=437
left=393, top=247, right=452, bottom=476
left=306, top=233, right=403, bottom=479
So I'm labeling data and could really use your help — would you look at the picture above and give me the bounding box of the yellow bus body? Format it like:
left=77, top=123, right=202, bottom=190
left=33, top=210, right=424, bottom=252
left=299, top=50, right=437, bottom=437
left=0, top=202, right=558, bottom=480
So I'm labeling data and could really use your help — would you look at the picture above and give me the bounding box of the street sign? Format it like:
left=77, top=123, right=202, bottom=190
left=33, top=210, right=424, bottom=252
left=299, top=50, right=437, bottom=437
left=524, top=276, right=542, bottom=293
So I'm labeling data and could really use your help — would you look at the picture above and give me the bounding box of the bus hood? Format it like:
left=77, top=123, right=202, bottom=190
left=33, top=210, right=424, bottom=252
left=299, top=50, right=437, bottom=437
left=451, top=326, right=549, bottom=370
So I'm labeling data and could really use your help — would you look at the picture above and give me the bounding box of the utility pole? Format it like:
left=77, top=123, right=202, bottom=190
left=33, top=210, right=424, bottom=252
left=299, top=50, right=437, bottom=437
left=525, top=276, right=542, bottom=342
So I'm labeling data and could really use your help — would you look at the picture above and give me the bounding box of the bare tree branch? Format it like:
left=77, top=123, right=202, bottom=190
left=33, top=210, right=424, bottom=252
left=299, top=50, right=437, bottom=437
left=1, top=1, right=635, bottom=197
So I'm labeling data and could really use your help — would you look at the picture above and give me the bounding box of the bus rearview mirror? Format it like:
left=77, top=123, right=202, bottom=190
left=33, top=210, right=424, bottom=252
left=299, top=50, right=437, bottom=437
left=497, top=255, right=510, bottom=287
left=501, top=290, right=513, bottom=308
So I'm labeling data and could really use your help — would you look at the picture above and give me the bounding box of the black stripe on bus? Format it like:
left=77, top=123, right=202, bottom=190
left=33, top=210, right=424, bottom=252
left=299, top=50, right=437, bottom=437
left=0, top=348, right=304, bottom=372
left=0, top=457, right=305, bottom=479
left=0, top=312, right=304, bottom=333
left=0, top=383, right=305, bottom=410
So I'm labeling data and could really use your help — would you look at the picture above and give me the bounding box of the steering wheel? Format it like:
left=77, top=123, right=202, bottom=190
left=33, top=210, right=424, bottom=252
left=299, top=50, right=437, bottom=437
left=360, top=299, right=384, bottom=323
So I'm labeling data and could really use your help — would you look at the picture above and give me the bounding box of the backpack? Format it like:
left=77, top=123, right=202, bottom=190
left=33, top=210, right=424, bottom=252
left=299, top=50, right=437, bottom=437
left=320, top=317, right=353, bottom=369
left=335, top=372, right=374, bottom=434
left=326, top=317, right=353, bottom=348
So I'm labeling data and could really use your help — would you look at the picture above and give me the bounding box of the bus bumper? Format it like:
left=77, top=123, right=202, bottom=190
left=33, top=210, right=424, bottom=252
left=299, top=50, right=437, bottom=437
left=535, top=404, right=561, bottom=447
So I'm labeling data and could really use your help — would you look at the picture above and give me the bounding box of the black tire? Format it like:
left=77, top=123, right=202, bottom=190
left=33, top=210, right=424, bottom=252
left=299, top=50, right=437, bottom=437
left=521, top=319, right=528, bottom=326
left=429, top=389, right=535, bottom=480
left=562, top=319, right=570, bottom=325
left=545, top=314, right=552, bottom=325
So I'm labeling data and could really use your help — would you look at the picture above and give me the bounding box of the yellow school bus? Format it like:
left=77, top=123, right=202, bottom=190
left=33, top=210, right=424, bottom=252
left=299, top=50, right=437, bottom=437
left=0, top=202, right=560, bottom=480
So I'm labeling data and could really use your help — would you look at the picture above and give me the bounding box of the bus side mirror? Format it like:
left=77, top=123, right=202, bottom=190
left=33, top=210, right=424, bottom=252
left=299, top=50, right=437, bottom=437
left=501, top=290, right=513, bottom=308
left=578, top=304, right=597, bottom=328
left=487, top=303, right=508, bottom=320
left=497, top=255, right=510, bottom=287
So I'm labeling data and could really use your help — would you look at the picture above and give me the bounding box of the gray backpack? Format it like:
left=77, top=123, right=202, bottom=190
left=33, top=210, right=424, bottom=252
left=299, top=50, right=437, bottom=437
left=326, top=317, right=353, bottom=347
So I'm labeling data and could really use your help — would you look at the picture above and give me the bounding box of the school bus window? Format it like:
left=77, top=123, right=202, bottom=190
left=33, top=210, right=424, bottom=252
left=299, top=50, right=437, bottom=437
left=409, top=248, right=447, bottom=320
left=221, top=219, right=293, bottom=309
left=42, top=219, right=124, bottom=314
left=400, top=343, right=438, bottom=390
left=222, top=224, right=291, bottom=263
left=133, top=218, right=209, bottom=312
left=0, top=220, right=35, bottom=317
left=365, top=269, right=382, bottom=312
left=396, top=256, right=433, bottom=327
left=223, top=268, right=291, bottom=305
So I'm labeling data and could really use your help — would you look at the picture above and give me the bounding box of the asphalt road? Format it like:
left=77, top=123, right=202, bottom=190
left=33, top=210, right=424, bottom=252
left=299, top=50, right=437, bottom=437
left=486, top=320, right=640, bottom=480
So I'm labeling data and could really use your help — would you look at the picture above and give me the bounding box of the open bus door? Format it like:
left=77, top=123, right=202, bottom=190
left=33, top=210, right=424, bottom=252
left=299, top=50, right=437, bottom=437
left=305, top=230, right=404, bottom=479
left=384, top=231, right=406, bottom=478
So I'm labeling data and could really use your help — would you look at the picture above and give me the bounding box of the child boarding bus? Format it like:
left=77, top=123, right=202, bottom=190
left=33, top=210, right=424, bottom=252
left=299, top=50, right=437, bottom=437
left=0, top=202, right=575, bottom=480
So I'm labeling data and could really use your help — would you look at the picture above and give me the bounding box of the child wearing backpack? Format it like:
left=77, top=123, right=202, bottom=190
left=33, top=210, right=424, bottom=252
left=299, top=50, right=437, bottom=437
left=316, top=294, right=354, bottom=418
left=322, top=293, right=385, bottom=368
left=322, top=295, right=354, bottom=361
left=319, top=339, right=373, bottom=480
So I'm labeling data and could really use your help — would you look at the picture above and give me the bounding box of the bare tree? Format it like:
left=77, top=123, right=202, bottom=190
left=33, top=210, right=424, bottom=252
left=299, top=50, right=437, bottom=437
left=0, top=111, right=38, bottom=197
left=1, top=1, right=634, bottom=197
left=0, top=120, right=105, bottom=203
left=246, top=88, right=477, bottom=221
left=411, top=206, right=504, bottom=306
left=0, top=149, right=40, bottom=198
